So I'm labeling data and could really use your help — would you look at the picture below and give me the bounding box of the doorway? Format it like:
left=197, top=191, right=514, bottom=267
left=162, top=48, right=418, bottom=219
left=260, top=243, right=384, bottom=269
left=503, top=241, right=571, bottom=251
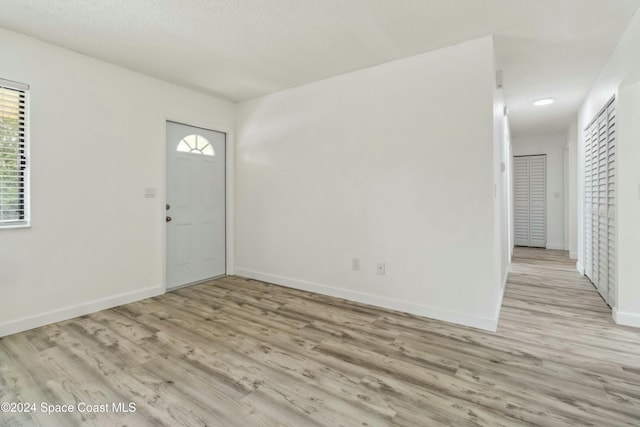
left=514, top=154, right=547, bottom=248
left=166, top=121, right=226, bottom=290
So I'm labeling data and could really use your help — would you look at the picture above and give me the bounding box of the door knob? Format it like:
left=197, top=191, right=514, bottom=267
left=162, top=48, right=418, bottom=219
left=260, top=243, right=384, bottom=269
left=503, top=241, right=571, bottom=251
left=166, top=216, right=172, bottom=222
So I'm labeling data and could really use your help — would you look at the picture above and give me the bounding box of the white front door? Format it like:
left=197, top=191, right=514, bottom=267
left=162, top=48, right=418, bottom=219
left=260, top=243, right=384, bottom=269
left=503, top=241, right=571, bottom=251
left=166, top=121, right=226, bottom=289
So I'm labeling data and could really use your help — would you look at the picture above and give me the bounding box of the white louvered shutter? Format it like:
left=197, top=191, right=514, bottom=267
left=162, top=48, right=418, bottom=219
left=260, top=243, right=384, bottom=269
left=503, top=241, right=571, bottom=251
left=514, top=157, right=530, bottom=246
left=584, top=120, right=594, bottom=279
left=606, top=102, right=616, bottom=306
left=597, top=113, right=609, bottom=299
left=529, top=155, right=546, bottom=248
left=591, top=120, right=599, bottom=289
left=513, top=155, right=546, bottom=248
left=584, top=97, right=616, bottom=307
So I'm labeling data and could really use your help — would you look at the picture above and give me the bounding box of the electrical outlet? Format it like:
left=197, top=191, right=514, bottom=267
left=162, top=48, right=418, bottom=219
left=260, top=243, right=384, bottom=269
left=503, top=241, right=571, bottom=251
left=377, top=262, right=385, bottom=275
left=352, top=258, right=360, bottom=271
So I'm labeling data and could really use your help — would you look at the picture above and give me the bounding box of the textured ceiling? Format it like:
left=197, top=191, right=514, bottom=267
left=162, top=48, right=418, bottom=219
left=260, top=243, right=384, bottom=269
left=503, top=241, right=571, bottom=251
left=0, top=0, right=639, bottom=136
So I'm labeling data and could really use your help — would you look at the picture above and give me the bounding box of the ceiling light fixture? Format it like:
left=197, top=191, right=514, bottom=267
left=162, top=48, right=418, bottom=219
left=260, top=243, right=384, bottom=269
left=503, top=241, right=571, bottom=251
left=534, top=98, right=555, bottom=106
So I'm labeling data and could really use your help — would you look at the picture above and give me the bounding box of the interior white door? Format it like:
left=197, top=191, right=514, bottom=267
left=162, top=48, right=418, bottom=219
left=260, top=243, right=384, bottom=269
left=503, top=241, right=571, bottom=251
left=166, top=121, right=226, bottom=289
left=584, top=121, right=595, bottom=280
left=528, top=155, right=546, bottom=248
left=596, top=112, right=609, bottom=300
left=513, top=155, right=546, bottom=248
left=513, top=156, right=530, bottom=246
left=584, top=98, right=616, bottom=307
left=605, top=101, right=616, bottom=306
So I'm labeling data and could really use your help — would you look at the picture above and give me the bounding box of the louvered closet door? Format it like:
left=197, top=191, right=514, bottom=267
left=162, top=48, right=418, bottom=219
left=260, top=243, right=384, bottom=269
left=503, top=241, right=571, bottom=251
left=584, top=97, right=616, bottom=307
left=597, top=113, right=609, bottom=300
left=584, top=120, right=594, bottom=279
left=606, top=102, right=616, bottom=305
left=529, top=156, right=547, bottom=247
left=513, top=155, right=546, bottom=248
left=514, top=157, right=530, bottom=246
left=590, top=120, right=600, bottom=288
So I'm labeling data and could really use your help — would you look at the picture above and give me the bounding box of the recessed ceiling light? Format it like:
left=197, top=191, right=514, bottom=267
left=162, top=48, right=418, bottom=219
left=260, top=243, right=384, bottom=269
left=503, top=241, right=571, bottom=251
left=534, top=98, right=555, bottom=106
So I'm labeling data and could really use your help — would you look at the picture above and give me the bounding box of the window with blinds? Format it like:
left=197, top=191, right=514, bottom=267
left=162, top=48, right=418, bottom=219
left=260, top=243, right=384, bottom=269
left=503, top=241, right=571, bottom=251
left=0, top=78, right=29, bottom=227
left=584, top=97, right=615, bottom=307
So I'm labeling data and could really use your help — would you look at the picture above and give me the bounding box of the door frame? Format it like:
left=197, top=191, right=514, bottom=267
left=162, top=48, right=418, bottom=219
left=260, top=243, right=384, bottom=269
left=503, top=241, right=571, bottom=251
left=163, top=117, right=234, bottom=291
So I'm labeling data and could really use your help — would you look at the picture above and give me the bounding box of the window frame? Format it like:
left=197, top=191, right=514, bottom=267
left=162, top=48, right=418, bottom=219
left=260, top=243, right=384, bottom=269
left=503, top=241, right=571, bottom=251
left=177, top=134, right=215, bottom=156
left=0, top=78, right=30, bottom=229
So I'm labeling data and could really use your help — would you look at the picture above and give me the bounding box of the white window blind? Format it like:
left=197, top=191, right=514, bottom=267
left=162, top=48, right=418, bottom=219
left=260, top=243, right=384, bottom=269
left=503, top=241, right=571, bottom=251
left=0, top=78, right=29, bottom=226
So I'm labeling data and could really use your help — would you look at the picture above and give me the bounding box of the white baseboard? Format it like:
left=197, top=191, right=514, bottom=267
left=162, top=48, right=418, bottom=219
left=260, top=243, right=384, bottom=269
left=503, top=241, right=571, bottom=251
left=576, top=261, right=584, bottom=275
left=569, top=251, right=578, bottom=260
left=546, top=243, right=565, bottom=250
left=613, top=308, right=640, bottom=328
left=235, top=268, right=499, bottom=332
left=0, top=285, right=164, bottom=338
left=492, top=266, right=510, bottom=331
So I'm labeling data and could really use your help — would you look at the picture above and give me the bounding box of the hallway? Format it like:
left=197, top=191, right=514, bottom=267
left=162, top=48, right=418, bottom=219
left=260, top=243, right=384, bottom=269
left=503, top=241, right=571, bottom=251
left=497, top=247, right=640, bottom=425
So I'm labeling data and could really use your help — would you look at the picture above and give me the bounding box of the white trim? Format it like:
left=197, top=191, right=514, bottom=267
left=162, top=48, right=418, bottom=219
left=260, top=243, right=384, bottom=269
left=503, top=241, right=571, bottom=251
left=613, top=308, right=640, bottom=328
left=0, top=78, right=29, bottom=91
left=225, top=129, right=235, bottom=276
left=492, top=267, right=509, bottom=331
left=0, top=285, right=163, bottom=338
left=576, top=261, right=584, bottom=275
left=0, top=223, right=31, bottom=230
left=235, top=268, right=499, bottom=332
left=569, top=251, right=578, bottom=260
left=545, top=242, right=565, bottom=250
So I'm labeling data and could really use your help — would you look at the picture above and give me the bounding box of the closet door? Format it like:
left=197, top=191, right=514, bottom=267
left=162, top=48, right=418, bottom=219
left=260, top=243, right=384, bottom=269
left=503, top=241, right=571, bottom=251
left=513, top=155, right=546, bottom=248
left=590, top=120, right=600, bottom=290
left=584, top=97, right=616, bottom=307
left=529, top=156, right=547, bottom=247
left=584, top=120, right=595, bottom=280
left=514, top=156, right=530, bottom=246
left=597, top=113, right=609, bottom=300
left=606, top=102, right=616, bottom=306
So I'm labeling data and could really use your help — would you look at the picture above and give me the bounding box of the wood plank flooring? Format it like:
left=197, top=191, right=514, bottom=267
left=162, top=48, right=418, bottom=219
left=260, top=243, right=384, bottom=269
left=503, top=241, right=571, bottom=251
left=1, top=248, right=640, bottom=426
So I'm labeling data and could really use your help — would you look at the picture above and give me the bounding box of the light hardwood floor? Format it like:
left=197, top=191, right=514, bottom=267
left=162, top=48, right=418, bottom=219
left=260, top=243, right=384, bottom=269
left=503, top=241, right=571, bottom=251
left=1, top=248, right=639, bottom=426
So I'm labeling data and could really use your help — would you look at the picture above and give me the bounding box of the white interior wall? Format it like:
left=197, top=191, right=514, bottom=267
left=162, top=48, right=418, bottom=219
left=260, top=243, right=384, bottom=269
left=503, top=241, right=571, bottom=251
left=235, top=36, right=505, bottom=331
left=493, top=81, right=511, bottom=294
left=0, top=27, right=235, bottom=336
left=578, top=10, right=640, bottom=327
left=615, top=81, right=640, bottom=326
left=512, top=134, right=567, bottom=250
left=566, top=120, right=578, bottom=259
left=563, top=145, right=569, bottom=251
